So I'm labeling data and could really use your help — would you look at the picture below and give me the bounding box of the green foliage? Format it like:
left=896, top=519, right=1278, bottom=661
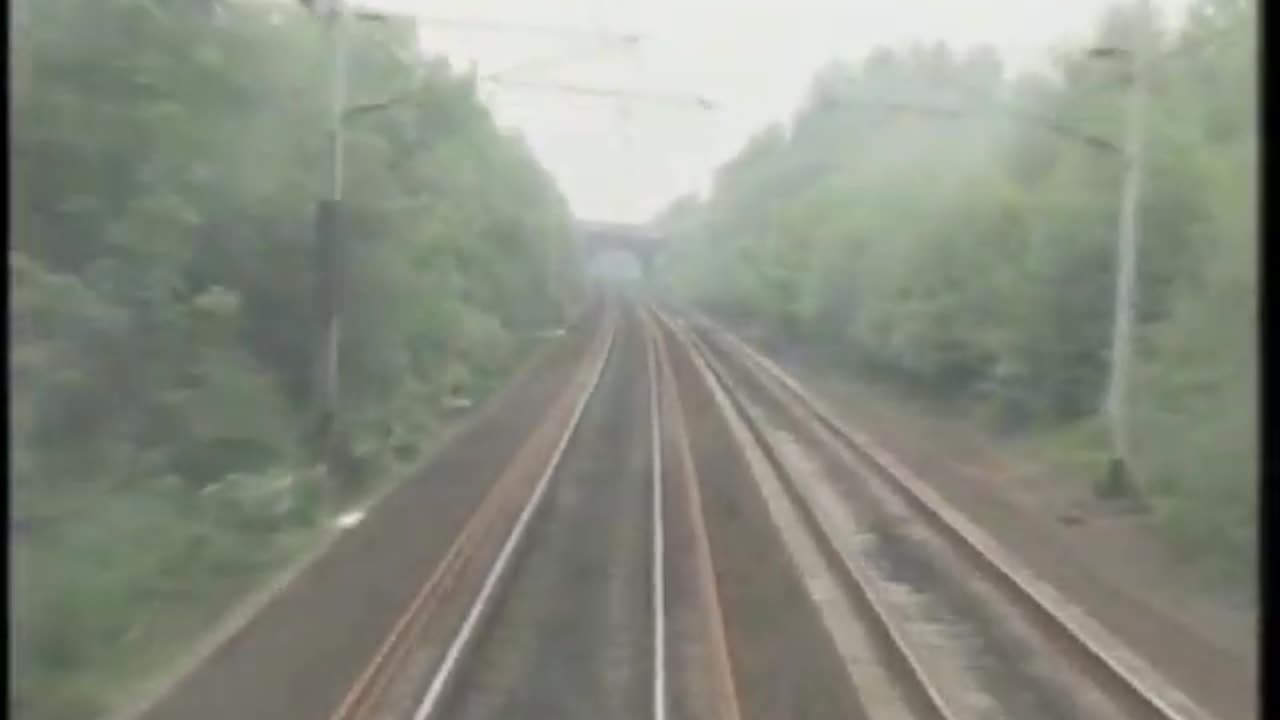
left=661, top=0, right=1255, bottom=591
left=14, top=478, right=322, bottom=720
left=12, top=1, right=579, bottom=717
left=1132, top=111, right=1257, bottom=591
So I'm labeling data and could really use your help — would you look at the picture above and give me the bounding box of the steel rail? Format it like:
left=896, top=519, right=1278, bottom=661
left=325, top=311, right=616, bottom=720
left=644, top=305, right=745, bottom=720
left=653, top=308, right=956, bottom=720
left=410, top=317, right=617, bottom=720
left=690, top=312, right=1216, bottom=720
left=644, top=314, right=669, bottom=720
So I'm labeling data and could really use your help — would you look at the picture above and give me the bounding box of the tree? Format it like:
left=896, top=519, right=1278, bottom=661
left=659, top=0, right=1257, bottom=591
left=11, top=2, right=581, bottom=716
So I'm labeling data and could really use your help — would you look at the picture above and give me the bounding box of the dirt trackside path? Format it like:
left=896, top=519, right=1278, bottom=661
left=130, top=307, right=604, bottom=720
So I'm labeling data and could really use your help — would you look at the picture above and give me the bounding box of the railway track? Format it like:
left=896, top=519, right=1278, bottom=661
left=129, top=302, right=610, bottom=720
left=321, top=299, right=1232, bottom=720
left=324, top=301, right=746, bottom=720
left=657, top=306, right=1228, bottom=720
left=131, top=295, right=1240, bottom=720
left=324, top=304, right=621, bottom=720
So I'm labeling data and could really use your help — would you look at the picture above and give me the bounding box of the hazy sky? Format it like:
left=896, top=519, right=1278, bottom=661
left=355, top=0, right=1191, bottom=223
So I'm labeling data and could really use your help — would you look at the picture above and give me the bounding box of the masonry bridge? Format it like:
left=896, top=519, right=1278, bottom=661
left=575, top=219, right=667, bottom=278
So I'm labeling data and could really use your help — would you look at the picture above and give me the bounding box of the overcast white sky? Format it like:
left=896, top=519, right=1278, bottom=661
left=355, top=0, right=1191, bottom=223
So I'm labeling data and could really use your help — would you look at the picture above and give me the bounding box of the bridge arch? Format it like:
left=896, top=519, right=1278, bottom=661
left=575, top=220, right=666, bottom=280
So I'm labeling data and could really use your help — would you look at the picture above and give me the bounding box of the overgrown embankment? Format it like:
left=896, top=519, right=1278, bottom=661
left=11, top=3, right=582, bottom=718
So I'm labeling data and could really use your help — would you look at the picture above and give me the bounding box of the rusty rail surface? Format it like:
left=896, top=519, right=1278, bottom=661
left=328, top=312, right=617, bottom=720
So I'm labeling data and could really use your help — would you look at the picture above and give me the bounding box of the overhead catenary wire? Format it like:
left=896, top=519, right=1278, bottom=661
left=485, top=79, right=717, bottom=109
left=482, top=35, right=643, bottom=83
